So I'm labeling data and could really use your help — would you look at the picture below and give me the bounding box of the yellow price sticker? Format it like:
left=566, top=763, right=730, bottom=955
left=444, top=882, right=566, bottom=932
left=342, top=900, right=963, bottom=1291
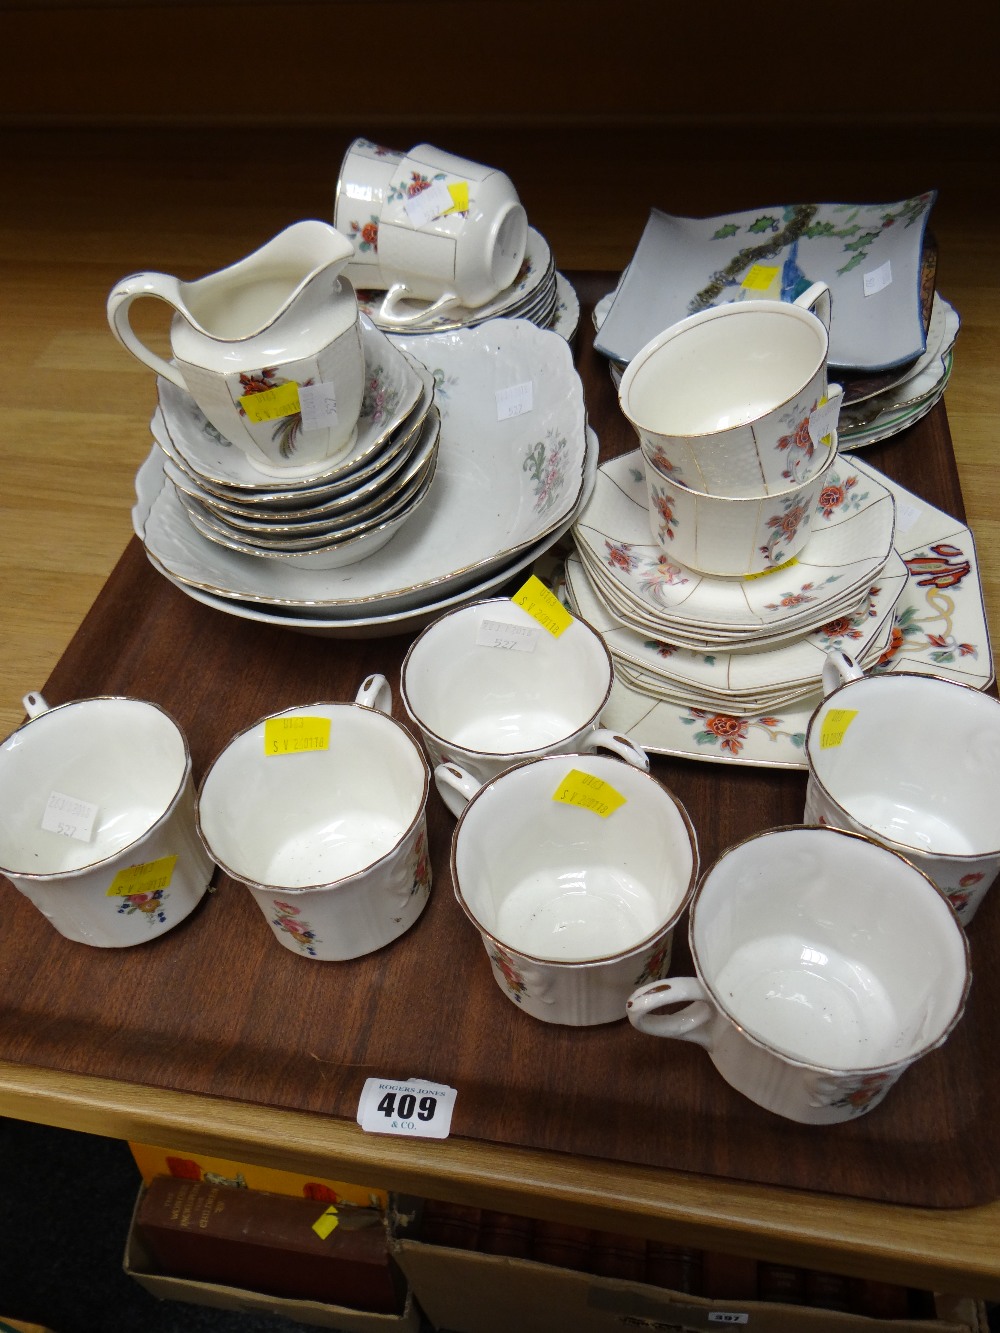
left=106, top=854, right=178, bottom=898
left=820, top=708, right=859, bottom=749
left=312, top=1205, right=339, bottom=1240
left=511, top=575, right=572, bottom=638
left=742, top=264, right=780, bottom=292
left=264, top=715, right=332, bottom=756
left=743, top=556, right=798, bottom=581
left=552, top=769, right=627, bottom=818
left=239, top=380, right=301, bottom=424
left=446, top=182, right=470, bottom=214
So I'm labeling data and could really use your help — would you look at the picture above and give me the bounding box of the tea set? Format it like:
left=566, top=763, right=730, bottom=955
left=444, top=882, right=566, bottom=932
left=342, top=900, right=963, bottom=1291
left=2, top=138, right=997, bottom=1129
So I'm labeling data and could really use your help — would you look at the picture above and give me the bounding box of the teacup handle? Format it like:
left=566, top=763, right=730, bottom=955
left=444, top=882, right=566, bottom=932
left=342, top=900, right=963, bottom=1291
left=355, top=673, right=392, bottom=714
left=579, top=729, right=650, bottom=773
left=106, top=272, right=188, bottom=391
left=626, top=978, right=715, bottom=1049
left=22, top=691, right=49, bottom=719
left=794, top=280, right=832, bottom=330
left=821, top=649, right=863, bottom=698
left=434, top=762, right=482, bottom=819
left=378, top=283, right=461, bottom=327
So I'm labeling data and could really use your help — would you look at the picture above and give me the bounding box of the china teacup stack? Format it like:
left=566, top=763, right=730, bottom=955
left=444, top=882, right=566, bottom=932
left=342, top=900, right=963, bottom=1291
left=334, top=137, right=563, bottom=335
left=568, top=282, right=901, bottom=718
left=108, top=220, right=441, bottom=570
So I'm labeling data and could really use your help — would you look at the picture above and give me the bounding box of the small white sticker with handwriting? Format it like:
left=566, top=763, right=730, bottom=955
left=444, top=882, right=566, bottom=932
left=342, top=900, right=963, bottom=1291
left=357, top=1077, right=457, bottom=1138
left=495, top=381, right=534, bottom=420
left=707, top=1314, right=749, bottom=1325
left=476, top=618, right=541, bottom=652
left=863, top=259, right=892, bottom=296
left=298, top=382, right=338, bottom=432
left=403, top=179, right=454, bottom=228
left=42, top=790, right=98, bottom=842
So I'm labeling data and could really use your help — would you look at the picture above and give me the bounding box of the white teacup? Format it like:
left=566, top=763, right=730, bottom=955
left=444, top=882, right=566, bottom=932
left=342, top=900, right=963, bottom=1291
left=805, top=650, right=1000, bottom=923
left=641, top=435, right=839, bottom=577
left=338, top=142, right=528, bottom=325
left=628, top=825, right=970, bottom=1124
left=334, top=136, right=405, bottom=289
left=401, top=598, right=648, bottom=814
left=196, top=675, right=431, bottom=961
left=619, top=282, right=843, bottom=499
left=0, top=692, right=214, bottom=947
left=443, top=753, right=698, bottom=1026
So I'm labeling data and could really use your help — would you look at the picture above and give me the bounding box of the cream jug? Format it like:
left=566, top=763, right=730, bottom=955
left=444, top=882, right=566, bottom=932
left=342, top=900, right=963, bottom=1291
left=107, top=220, right=366, bottom=475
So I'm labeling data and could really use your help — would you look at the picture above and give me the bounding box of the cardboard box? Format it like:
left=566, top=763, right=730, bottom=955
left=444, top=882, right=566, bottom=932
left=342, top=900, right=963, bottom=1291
left=128, top=1142, right=387, bottom=1210
left=390, top=1217, right=988, bottom=1333
left=124, top=1189, right=420, bottom=1333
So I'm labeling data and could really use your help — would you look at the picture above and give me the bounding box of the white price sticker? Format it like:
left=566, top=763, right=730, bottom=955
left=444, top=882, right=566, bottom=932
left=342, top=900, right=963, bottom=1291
left=707, top=1314, right=749, bottom=1325
left=297, top=382, right=339, bottom=432
left=476, top=618, right=541, bottom=652
left=356, top=1077, right=457, bottom=1138
left=41, top=790, right=98, bottom=842
left=495, top=381, right=534, bottom=420
left=863, top=258, right=893, bottom=296
left=893, top=497, right=924, bottom=535
left=808, top=397, right=840, bottom=448
left=403, top=179, right=454, bottom=228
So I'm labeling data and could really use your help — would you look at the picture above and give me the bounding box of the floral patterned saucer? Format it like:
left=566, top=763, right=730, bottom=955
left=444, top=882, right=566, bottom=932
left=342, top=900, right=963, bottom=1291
left=595, top=464, right=993, bottom=769
left=154, top=317, right=425, bottom=492
left=572, top=451, right=896, bottom=646
left=564, top=548, right=906, bottom=713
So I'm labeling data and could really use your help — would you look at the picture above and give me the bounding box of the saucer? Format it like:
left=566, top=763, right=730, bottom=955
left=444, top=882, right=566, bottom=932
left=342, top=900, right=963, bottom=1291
left=565, top=548, right=907, bottom=707
left=572, top=451, right=896, bottom=646
left=596, top=466, right=993, bottom=768
left=155, top=317, right=424, bottom=492
left=356, top=226, right=555, bottom=333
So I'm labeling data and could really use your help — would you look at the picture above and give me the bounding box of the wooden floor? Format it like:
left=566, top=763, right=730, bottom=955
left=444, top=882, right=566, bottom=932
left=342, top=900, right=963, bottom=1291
left=1, top=121, right=998, bottom=738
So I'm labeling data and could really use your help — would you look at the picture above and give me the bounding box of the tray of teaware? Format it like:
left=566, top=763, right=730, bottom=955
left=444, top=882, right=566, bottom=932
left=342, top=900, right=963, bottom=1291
left=0, top=274, right=996, bottom=1210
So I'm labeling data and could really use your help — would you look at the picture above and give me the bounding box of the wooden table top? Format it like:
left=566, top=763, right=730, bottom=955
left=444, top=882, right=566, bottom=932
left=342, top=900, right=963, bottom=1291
left=2, top=124, right=1000, bottom=1299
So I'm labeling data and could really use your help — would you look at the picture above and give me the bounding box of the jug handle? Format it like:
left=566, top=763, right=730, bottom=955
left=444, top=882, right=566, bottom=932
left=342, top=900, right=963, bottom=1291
left=793, top=280, right=832, bottom=331
left=378, top=283, right=462, bottom=327
left=106, top=272, right=188, bottom=390
left=434, top=763, right=482, bottom=819
left=22, top=691, right=49, bottom=719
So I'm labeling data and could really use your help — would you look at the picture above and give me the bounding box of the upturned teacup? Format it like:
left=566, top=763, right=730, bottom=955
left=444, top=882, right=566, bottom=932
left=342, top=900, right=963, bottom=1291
left=0, top=692, right=214, bottom=947
left=196, top=675, right=431, bottom=961
left=628, top=824, right=970, bottom=1124
left=401, top=598, right=648, bottom=812
left=804, top=650, right=1000, bottom=923
left=337, top=141, right=528, bottom=325
left=619, top=282, right=843, bottom=499
left=443, top=752, right=698, bottom=1026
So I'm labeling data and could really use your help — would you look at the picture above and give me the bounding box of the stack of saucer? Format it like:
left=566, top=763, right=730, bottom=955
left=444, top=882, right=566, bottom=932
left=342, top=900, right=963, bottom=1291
left=565, top=449, right=900, bottom=744
left=357, top=225, right=577, bottom=341
left=147, top=318, right=439, bottom=570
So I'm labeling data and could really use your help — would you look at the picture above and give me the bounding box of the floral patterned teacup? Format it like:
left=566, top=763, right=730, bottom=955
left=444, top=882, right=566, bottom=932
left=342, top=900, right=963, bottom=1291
left=402, top=597, right=649, bottom=814
left=0, top=692, right=214, bottom=947
left=628, top=824, right=970, bottom=1124
left=641, top=434, right=839, bottom=577
left=805, top=650, right=1000, bottom=923
left=196, top=675, right=431, bottom=961
left=444, top=752, right=698, bottom=1026
left=337, top=141, right=527, bottom=326
left=619, top=282, right=842, bottom=499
